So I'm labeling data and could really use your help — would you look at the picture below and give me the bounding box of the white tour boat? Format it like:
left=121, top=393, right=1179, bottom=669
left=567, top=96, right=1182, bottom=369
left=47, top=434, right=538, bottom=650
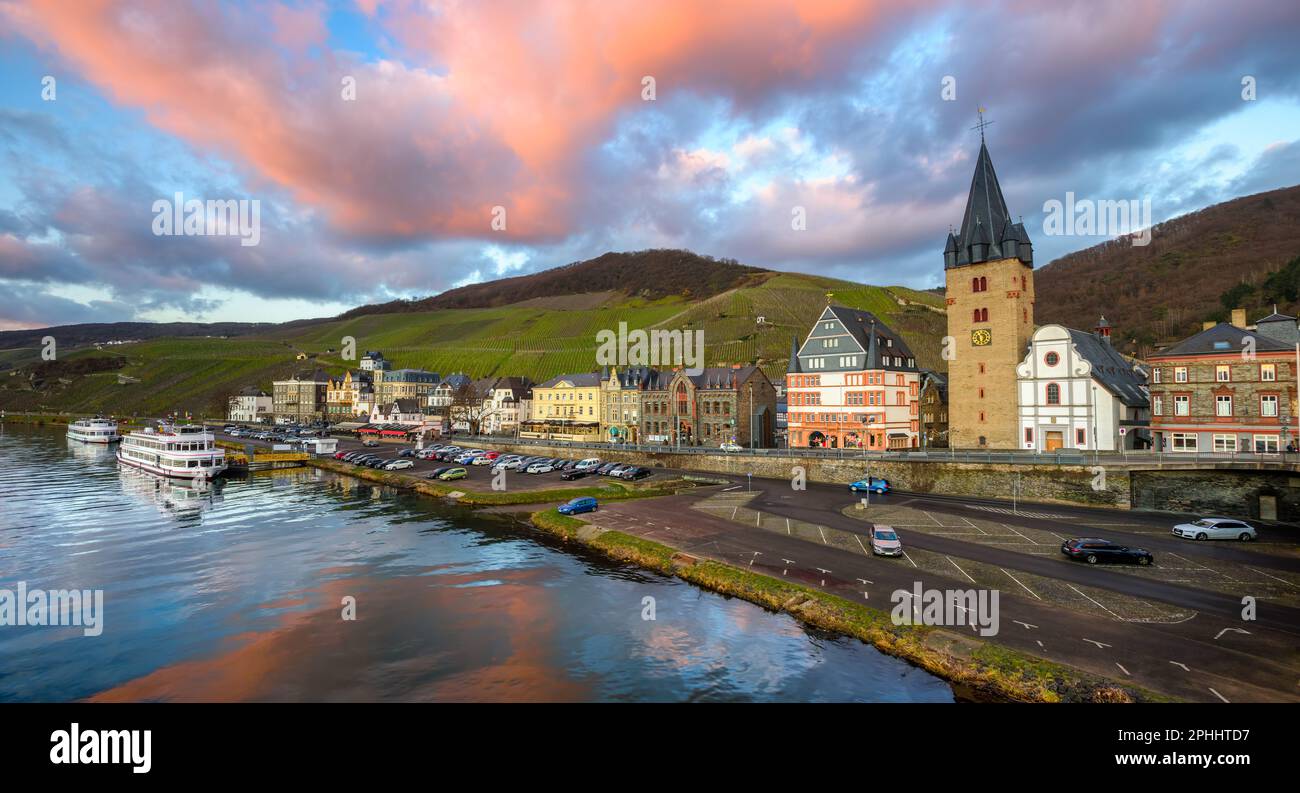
left=66, top=416, right=122, bottom=444
left=117, top=423, right=227, bottom=480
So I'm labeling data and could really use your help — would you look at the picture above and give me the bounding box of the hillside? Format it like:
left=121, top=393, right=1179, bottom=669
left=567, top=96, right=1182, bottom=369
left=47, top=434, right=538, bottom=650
left=1035, top=184, right=1300, bottom=354
left=0, top=261, right=946, bottom=417
left=340, top=249, right=770, bottom=316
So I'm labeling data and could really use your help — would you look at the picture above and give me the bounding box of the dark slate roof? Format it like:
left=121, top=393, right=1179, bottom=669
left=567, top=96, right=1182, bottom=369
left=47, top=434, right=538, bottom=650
left=685, top=365, right=762, bottom=389
left=1257, top=310, right=1296, bottom=323
left=391, top=398, right=423, bottom=414
left=538, top=372, right=602, bottom=388
left=1157, top=322, right=1293, bottom=357
left=441, top=373, right=472, bottom=389
left=608, top=366, right=660, bottom=388
left=489, top=376, right=532, bottom=399
left=236, top=385, right=267, bottom=397
left=1066, top=329, right=1148, bottom=407
left=946, top=141, right=1032, bottom=269
left=824, top=306, right=918, bottom=369
left=787, top=336, right=801, bottom=374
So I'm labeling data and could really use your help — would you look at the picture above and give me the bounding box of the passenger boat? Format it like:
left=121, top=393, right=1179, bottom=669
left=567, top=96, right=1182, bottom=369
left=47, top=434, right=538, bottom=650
left=66, top=416, right=122, bottom=444
left=116, top=423, right=227, bottom=480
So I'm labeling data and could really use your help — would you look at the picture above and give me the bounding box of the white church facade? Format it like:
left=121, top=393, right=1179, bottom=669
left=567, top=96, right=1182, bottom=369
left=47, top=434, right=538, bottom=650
left=1015, top=320, right=1150, bottom=452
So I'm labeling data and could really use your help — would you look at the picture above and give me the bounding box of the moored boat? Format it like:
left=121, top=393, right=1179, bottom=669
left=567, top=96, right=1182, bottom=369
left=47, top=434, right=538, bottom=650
left=66, top=416, right=122, bottom=444
left=116, top=423, right=227, bottom=480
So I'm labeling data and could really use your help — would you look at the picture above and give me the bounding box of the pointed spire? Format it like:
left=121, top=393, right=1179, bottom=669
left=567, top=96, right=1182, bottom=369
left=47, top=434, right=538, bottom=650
left=946, top=137, right=1031, bottom=269
left=787, top=336, right=802, bottom=374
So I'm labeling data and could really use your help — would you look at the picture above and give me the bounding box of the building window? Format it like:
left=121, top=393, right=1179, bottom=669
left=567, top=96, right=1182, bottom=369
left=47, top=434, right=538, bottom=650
left=1213, top=434, right=1237, bottom=452
left=1215, top=395, right=1233, bottom=417
left=978, top=362, right=985, bottom=374
left=1215, top=365, right=1231, bottom=382
left=1152, top=395, right=1163, bottom=415
left=1174, top=395, right=1190, bottom=416
left=1024, top=427, right=1033, bottom=444
left=1152, top=368, right=1161, bottom=384
left=1254, top=435, right=1279, bottom=453
left=1174, top=367, right=1188, bottom=383
left=1076, top=428, right=1086, bottom=446
left=1044, top=352, right=1059, bottom=367
left=1261, top=394, right=1279, bottom=417
left=1171, top=433, right=1197, bottom=452
left=1261, top=363, right=1276, bottom=382
left=1046, top=383, right=1061, bottom=405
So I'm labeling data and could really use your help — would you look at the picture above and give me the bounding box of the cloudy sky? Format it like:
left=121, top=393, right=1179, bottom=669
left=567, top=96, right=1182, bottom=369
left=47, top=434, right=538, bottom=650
left=1, top=0, right=1298, bottom=330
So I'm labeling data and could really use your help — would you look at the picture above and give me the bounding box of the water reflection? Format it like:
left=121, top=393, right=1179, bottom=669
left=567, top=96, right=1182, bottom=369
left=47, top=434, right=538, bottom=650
left=117, top=464, right=223, bottom=518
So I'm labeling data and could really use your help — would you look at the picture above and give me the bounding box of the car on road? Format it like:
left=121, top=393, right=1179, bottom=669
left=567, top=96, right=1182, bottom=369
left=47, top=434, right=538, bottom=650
left=557, top=497, right=598, bottom=515
left=560, top=469, right=589, bottom=481
left=719, top=442, right=743, bottom=452
left=437, top=467, right=467, bottom=481
left=1060, top=538, right=1153, bottom=566
left=362, top=439, right=380, bottom=447
left=869, top=525, right=902, bottom=556
left=1171, top=517, right=1257, bottom=542
left=384, top=459, right=415, bottom=471
left=849, top=477, right=890, bottom=494
left=526, top=461, right=555, bottom=474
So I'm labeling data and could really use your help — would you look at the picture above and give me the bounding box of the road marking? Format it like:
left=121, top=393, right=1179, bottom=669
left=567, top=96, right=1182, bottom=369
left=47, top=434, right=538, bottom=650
left=945, top=555, right=976, bottom=584
left=730, top=507, right=737, bottom=520
left=1170, top=661, right=1190, bottom=672
left=900, top=550, right=918, bottom=568
left=1209, top=688, right=1230, bottom=703
left=1214, top=627, right=1251, bottom=640
left=817, top=525, right=828, bottom=545
left=722, top=485, right=742, bottom=491
left=1000, top=523, right=1038, bottom=544
left=1082, top=638, right=1111, bottom=649
left=1036, top=640, right=1044, bottom=649
left=1068, top=584, right=1124, bottom=621
left=1000, top=568, right=1042, bottom=600
left=854, top=533, right=870, bottom=555
left=1246, top=566, right=1297, bottom=587
left=863, top=592, right=868, bottom=600
left=1012, top=620, right=1038, bottom=630
left=782, top=558, right=796, bottom=565
left=1115, top=663, right=1130, bottom=676
left=785, top=518, right=791, bottom=535
left=923, top=511, right=943, bottom=526
left=756, top=512, right=761, bottom=527
left=857, top=577, right=873, bottom=585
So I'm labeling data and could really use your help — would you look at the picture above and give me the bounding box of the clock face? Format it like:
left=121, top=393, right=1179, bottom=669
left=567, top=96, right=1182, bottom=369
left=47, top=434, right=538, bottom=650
left=971, top=328, right=992, bottom=346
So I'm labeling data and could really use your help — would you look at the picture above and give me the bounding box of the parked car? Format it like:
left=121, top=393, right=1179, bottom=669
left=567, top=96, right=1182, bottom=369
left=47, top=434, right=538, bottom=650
left=560, top=469, right=589, bottom=481
left=398, top=449, right=416, bottom=457
left=1060, top=538, right=1153, bottom=566
left=367, top=458, right=390, bottom=468
left=426, top=466, right=454, bottom=478
left=719, top=441, right=743, bottom=452
left=596, top=463, right=618, bottom=475
left=384, top=459, right=415, bottom=471
left=1171, top=517, right=1257, bottom=542
left=438, top=467, right=468, bottom=481
left=526, top=461, right=555, bottom=474
left=869, top=525, right=902, bottom=556
left=471, top=454, right=497, bottom=465
left=619, top=466, right=650, bottom=480
left=575, top=458, right=602, bottom=472
left=362, top=439, right=380, bottom=447
left=558, top=496, right=598, bottom=515
left=607, top=464, right=631, bottom=478
left=333, top=451, right=348, bottom=460
left=849, top=477, right=890, bottom=494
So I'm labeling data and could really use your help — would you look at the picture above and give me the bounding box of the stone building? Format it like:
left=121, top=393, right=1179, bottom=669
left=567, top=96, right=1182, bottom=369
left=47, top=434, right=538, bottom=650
left=324, top=369, right=373, bottom=420
left=943, top=135, right=1036, bottom=449
left=918, top=371, right=948, bottom=448
left=272, top=369, right=331, bottom=422
left=785, top=307, right=923, bottom=449
left=639, top=365, right=776, bottom=448
left=601, top=366, right=655, bottom=443
left=375, top=368, right=439, bottom=405
left=1148, top=315, right=1299, bottom=453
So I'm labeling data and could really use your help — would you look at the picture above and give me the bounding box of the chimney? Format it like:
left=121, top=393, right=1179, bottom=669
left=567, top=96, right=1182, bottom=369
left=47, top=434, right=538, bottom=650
left=1094, top=316, right=1111, bottom=345
left=1202, top=320, right=1216, bottom=331
left=1231, top=308, right=1247, bottom=329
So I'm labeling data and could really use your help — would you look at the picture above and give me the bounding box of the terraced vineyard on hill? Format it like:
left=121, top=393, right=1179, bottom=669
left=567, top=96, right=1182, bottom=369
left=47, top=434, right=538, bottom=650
left=0, top=271, right=946, bottom=417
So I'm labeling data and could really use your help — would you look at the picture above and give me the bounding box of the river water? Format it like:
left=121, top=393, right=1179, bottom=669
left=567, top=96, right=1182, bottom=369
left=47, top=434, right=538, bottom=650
left=0, top=424, right=954, bottom=702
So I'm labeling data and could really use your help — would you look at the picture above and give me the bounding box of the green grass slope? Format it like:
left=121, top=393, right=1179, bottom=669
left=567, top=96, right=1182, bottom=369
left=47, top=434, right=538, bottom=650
left=0, top=273, right=945, bottom=417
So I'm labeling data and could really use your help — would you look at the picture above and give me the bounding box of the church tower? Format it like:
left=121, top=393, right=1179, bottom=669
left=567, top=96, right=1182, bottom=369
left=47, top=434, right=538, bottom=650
left=943, top=131, right=1035, bottom=449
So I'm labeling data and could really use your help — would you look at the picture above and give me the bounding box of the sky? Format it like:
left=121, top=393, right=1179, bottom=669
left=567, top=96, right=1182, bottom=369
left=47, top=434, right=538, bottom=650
left=1, top=0, right=1298, bottom=330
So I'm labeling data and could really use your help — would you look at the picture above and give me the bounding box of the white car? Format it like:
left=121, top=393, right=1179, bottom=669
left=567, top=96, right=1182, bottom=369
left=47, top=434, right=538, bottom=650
left=869, top=525, right=903, bottom=556
left=384, top=459, right=415, bottom=471
left=1171, top=517, right=1257, bottom=541
left=526, top=462, right=555, bottom=474
left=719, top=442, right=743, bottom=452
left=575, top=458, right=602, bottom=471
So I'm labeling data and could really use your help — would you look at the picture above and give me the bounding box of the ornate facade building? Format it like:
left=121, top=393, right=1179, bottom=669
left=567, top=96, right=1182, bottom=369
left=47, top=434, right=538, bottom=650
left=639, top=365, right=776, bottom=447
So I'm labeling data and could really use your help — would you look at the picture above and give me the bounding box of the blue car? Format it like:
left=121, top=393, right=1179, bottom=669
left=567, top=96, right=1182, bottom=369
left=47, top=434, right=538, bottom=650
left=558, top=497, right=598, bottom=515
left=849, top=477, right=890, bottom=494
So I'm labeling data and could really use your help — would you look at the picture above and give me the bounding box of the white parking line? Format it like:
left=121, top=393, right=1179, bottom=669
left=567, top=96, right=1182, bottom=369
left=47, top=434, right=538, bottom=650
left=854, top=533, right=870, bottom=555
left=1209, top=688, right=1230, bottom=703
left=786, top=518, right=791, bottom=535
left=1170, top=661, right=1190, bottom=672
left=1000, top=523, right=1038, bottom=544
left=1115, top=663, right=1130, bottom=676
left=900, top=550, right=918, bottom=568
left=945, top=555, right=976, bottom=584
left=817, top=526, right=829, bottom=545
left=999, top=568, right=1041, bottom=600
left=1246, top=566, right=1297, bottom=588
left=1069, top=585, right=1124, bottom=620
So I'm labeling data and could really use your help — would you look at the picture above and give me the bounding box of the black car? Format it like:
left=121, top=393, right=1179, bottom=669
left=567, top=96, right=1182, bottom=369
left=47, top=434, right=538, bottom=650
left=596, top=463, right=618, bottom=475
left=426, top=466, right=454, bottom=479
left=619, top=466, right=650, bottom=480
left=559, top=469, right=589, bottom=481
left=399, top=449, right=416, bottom=458
left=1061, top=538, right=1153, bottom=566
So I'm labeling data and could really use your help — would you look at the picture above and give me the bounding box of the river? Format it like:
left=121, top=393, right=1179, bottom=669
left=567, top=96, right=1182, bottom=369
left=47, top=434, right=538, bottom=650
left=0, top=423, right=955, bottom=702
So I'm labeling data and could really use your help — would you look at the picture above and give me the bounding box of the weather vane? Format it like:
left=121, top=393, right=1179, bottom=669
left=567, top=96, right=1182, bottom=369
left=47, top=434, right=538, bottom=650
left=971, top=107, right=994, bottom=142
left=825, top=291, right=834, bottom=305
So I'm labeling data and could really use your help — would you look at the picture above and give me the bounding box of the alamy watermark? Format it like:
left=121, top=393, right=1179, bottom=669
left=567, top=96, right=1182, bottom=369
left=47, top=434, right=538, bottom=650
left=0, top=581, right=103, bottom=636
left=595, top=321, right=704, bottom=375
left=151, top=192, right=261, bottom=246
left=1042, top=192, right=1151, bottom=247
left=891, top=582, right=999, bottom=636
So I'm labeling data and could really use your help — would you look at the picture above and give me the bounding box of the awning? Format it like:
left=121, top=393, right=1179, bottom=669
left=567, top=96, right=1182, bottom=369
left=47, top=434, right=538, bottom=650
left=887, top=432, right=909, bottom=439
